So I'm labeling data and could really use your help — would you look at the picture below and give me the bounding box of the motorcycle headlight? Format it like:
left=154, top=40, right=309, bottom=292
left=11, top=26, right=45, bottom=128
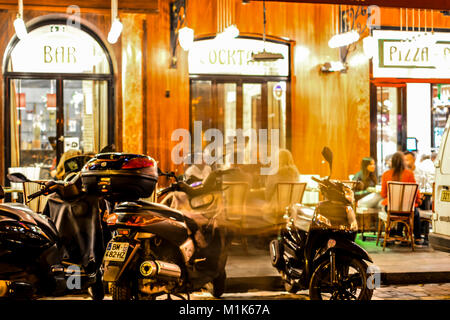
left=315, top=214, right=331, bottom=227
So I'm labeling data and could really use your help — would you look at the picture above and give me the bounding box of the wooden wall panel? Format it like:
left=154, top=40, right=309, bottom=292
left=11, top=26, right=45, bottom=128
left=186, top=0, right=371, bottom=179
left=121, top=13, right=145, bottom=154
left=143, top=2, right=190, bottom=176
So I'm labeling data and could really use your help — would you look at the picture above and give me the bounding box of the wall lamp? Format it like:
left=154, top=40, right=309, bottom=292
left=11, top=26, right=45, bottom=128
left=170, top=0, right=194, bottom=68
left=14, top=0, right=27, bottom=40
left=321, top=61, right=348, bottom=73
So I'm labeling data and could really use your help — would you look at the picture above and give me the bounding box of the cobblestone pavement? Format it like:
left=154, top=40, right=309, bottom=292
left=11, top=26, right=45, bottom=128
left=40, top=283, right=450, bottom=300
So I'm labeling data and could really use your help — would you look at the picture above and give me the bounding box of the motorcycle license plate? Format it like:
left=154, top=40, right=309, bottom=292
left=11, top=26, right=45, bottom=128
left=441, top=190, right=450, bottom=202
left=104, top=242, right=129, bottom=262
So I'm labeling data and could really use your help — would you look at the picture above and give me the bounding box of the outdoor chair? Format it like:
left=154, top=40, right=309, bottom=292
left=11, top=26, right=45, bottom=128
left=299, top=175, right=320, bottom=206
left=223, top=182, right=250, bottom=252
left=268, top=182, right=307, bottom=225
left=376, top=182, right=419, bottom=251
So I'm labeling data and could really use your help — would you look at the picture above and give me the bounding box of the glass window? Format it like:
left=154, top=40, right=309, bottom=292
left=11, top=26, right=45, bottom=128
left=8, top=24, right=109, bottom=74
left=376, top=87, right=400, bottom=177
left=63, top=80, right=109, bottom=154
left=268, top=81, right=287, bottom=150
left=431, top=84, right=450, bottom=150
left=10, top=79, right=57, bottom=178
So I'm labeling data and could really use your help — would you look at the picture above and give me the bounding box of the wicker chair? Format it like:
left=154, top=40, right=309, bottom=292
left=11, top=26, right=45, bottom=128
left=376, top=182, right=419, bottom=251
left=223, top=182, right=250, bottom=251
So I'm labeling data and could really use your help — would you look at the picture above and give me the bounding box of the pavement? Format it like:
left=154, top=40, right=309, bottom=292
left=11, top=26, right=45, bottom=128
left=224, top=233, right=450, bottom=293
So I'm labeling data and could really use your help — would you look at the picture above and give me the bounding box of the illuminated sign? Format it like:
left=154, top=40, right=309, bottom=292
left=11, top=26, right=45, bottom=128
left=373, top=30, right=450, bottom=79
left=9, top=24, right=109, bottom=74
left=188, top=38, right=289, bottom=76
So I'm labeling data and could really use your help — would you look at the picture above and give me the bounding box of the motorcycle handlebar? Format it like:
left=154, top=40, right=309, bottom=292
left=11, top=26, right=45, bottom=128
left=27, top=182, right=59, bottom=202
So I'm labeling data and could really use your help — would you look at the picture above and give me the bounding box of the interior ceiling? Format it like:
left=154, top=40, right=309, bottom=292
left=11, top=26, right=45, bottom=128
left=253, top=0, right=450, bottom=11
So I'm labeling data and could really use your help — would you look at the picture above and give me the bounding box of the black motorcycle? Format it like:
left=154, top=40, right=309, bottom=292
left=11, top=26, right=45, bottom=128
left=0, top=172, right=107, bottom=300
left=270, top=147, right=375, bottom=300
left=81, top=153, right=233, bottom=300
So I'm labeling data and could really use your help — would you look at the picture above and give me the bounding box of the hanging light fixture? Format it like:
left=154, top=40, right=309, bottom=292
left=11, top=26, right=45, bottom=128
left=251, top=0, right=284, bottom=62
left=108, top=0, right=123, bottom=44
left=179, top=26, right=194, bottom=51
left=178, top=0, right=194, bottom=51
left=14, top=0, right=27, bottom=40
left=328, top=5, right=359, bottom=49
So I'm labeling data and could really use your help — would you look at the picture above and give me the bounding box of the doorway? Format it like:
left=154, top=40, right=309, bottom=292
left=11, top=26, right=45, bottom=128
left=3, top=21, right=114, bottom=180
left=190, top=78, right=289, bottom=165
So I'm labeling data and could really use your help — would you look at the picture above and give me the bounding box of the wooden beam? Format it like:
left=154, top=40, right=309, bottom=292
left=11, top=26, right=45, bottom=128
left=0, top=0, right=159, bottom=14
left=252, top=0, right=450, bottom=11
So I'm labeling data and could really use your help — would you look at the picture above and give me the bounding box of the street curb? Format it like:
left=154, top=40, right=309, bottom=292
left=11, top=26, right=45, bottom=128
left=225, top=272, right=450, bottom=293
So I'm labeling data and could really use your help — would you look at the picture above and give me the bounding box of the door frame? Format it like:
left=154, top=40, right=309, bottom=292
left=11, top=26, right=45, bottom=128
left=370, top=82, right=407, bottom=173
left=3, top=18, right=115, bottom=182
left=4, top=75, right=114, bottom=169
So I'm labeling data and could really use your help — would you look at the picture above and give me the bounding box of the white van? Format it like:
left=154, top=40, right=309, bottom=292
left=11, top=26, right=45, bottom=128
left=430, top=117, right=450, bottom=252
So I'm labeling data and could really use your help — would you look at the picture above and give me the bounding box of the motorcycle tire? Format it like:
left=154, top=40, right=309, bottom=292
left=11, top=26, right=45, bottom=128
left=210, top=270, right=226, bottom=298
left=284, top=278, right=299, bottom=294
left=89, top=272, right=105, bottom=301
left=309, top=257, right=373, bottom=300
left=111, top=281, right=133, bottom=301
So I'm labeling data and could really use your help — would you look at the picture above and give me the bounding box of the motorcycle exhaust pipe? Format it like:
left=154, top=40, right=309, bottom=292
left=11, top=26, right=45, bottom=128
left=140, top=260, right=181, bottom=280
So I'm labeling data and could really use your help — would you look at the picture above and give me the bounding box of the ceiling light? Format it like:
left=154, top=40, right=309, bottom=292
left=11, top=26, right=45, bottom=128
left=108, top=18, right=123, bottom=44
left=328, top=30, right=360, bottom=48
left=108, top=0, right=122, bottom=44
left=178, top=26, right=194, bottom=51
left=14, top=0, right=27, bottom=40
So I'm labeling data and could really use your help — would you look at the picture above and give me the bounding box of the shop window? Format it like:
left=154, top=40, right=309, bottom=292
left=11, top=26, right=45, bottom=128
left=189, top=38, right=290, bottom=167
left=432, top=84, right=450, bottom=150
left=375, top=86, right=406, bottom=178
left=4, top=21, right=113, bottom=180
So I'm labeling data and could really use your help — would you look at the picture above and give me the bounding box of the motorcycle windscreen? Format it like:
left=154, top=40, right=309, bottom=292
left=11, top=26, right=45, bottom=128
left=316, top=201, right=358, bottom=231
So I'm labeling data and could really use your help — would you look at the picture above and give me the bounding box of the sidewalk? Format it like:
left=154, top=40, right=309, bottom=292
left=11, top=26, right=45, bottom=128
left=224, top=234, right=450, bottom=292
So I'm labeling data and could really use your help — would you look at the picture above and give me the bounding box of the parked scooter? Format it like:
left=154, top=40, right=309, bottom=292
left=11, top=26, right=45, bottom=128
left=270, top=147, right=375, bottom=300
left=84, top=152, right=234, bottom=300
left=0, top=172, right=107, bottom=300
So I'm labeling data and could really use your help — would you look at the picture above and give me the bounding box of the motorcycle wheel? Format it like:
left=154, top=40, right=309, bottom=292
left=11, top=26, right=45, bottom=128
left=88, top=272, right=105, bottom=301
left=284, top=278, right=299, bottom=294
left=309, top=257, right=373, bottom=300
left=111, top=282, right=133, bottom=301
left=210, top=270, right=226, bottom=298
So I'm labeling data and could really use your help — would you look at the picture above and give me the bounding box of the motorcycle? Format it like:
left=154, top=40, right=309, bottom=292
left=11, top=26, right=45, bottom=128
left=270, top=147, right=375, bottom=300
left=81, top=152, right=233, bottom=300
left=0, top=172, right=107, bottom=300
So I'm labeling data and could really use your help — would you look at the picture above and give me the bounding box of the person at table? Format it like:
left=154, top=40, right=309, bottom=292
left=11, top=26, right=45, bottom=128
left=352, top=157, right=378, bottom=200
left=380, top=151, right=423, bottom=244
left=264, top=149, right=300, bottom=201
left=404, top=151, right=427, bottom=189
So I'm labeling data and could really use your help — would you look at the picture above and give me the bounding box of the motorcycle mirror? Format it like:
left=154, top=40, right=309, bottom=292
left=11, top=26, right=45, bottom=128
left=7, top=172, right=30, bottom=183
left=321, top=147, right=333, bottom=178
left=0, top=186, right=4, bottom=200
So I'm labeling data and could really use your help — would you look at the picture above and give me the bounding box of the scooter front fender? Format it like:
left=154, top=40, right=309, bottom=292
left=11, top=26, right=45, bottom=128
left=313, top=239, right=373, bottom=264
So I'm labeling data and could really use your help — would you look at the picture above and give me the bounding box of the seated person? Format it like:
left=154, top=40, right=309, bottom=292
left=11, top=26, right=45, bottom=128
left=380, top=151, right=423, bottom=245
left=245, top=149, right=300, bottom=221
left=352, top=157, right=382, bottom=208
